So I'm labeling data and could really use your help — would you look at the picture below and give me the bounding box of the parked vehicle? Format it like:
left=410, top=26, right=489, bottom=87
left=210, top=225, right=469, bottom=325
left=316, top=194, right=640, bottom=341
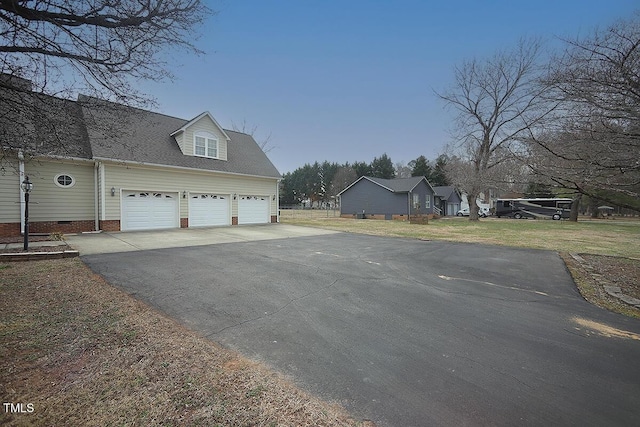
left=495, top=198, right=572, bottom=220
left=456, top=207, right=489, bottom=218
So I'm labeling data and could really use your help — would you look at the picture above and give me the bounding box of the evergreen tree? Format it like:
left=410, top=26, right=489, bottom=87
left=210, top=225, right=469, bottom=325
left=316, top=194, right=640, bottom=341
left=430, top=154, right=450, bottom=186
left=370, top=153, right=396, bottom=179
left=411, top=155, right=432, bottom=178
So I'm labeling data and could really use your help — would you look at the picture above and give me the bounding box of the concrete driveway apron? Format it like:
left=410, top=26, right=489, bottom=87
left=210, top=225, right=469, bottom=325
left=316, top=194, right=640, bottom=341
left=65, top=223, right=339, bottom=255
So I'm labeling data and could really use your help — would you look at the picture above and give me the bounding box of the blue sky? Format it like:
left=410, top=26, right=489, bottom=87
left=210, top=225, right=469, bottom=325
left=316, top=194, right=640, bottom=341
left=141, top=0, right=639, bottom=174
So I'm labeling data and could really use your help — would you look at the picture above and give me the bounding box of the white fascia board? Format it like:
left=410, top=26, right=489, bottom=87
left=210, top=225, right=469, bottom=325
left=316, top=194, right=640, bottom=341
left=336, top=176, right=366, bottom=196
left=93, top=156, right=280, bottom=181
left=170, top=111, right=231, bottom=141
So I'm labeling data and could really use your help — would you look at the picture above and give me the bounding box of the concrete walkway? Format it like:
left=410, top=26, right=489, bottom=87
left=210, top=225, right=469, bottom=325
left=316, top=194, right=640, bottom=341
left=65, top=224, right=340, bottom=255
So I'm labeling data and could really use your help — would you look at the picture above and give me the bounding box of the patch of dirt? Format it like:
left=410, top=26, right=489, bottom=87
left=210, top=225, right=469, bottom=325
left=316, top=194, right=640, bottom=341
left=562, top=253, right=640, bottom=318
left=572, top=317, right=640, bottom=340
left=578, top=254, right=640, bottom=300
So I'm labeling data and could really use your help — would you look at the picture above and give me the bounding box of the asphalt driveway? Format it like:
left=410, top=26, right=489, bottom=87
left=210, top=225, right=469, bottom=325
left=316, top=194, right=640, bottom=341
left=81, top=231, right=640, bottom=427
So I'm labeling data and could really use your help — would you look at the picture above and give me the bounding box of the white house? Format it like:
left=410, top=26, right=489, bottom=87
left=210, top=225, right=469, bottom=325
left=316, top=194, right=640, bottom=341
left=0, top=78, right=281, bottom=237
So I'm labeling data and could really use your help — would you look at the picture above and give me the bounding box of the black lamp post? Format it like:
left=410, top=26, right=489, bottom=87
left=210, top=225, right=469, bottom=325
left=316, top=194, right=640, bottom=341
left=21, top=176, right=33, bottom=251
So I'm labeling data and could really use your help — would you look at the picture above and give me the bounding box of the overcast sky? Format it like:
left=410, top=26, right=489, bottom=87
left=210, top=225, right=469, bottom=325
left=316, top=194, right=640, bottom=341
left=139, top=0, right=638, bottom=174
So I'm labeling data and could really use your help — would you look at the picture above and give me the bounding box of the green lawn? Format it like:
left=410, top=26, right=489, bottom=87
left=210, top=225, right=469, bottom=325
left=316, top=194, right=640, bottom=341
left=282, top=216, right=640, bottom=258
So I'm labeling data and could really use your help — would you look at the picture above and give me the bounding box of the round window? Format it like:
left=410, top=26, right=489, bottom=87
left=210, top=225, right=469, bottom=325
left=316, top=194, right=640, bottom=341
left=54, top=174, right=75, bottom=188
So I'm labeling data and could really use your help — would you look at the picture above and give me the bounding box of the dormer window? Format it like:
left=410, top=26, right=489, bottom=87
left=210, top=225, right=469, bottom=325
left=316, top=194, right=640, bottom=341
left=194, top=131, right=218, bottom=159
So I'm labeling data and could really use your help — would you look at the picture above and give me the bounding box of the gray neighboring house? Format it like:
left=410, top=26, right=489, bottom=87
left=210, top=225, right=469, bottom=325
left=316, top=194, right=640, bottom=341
left=433, top=186, right=462, bottom=216
left=338, top=176, right=436, bottom=219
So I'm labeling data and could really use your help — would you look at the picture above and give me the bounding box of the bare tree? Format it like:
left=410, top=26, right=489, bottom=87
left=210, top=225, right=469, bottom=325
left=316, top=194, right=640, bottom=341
left=231, top=119, right=275, bottom=153
left=1, top=0, right=210, bottom=161
left=437, top=38, right=553, bottom=220
left=395, top=161, right=412, bottom=178
left=527, top=13, right=640, bottom=212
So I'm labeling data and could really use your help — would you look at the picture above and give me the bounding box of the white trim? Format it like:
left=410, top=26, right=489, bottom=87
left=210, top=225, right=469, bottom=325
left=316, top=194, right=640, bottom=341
left=53, top=173, right=76, bottom=188
left=170, top=111, right=232, bottom=142
left=94, top=162, right=99, bottom=231
left=99, top=162, right=106, bottom=221
left=193, top=131, right=219, bottom=159
left=92, top=156, right=280, bottom=181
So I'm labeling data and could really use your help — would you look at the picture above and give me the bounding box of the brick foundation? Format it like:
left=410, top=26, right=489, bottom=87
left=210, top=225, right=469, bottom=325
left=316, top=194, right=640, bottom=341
left=99, top=220, right=121, bottom=232
left=0, top=222, right=21, bottom=238
left=271, top=215, right=277, bottom=223
left=232, top=216, right=238, bottom=225
left=0, top=220, right=99, bottom=237
left=29, top=220, right=97, bottom=235
left=180, top=218, right=188, bottom=228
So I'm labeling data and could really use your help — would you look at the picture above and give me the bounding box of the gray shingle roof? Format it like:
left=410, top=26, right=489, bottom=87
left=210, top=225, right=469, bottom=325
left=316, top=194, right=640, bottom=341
left=433, top=185, right=457, bottom=199
left=0, top=82, right=92, bottom=159
left=366, top=176, right=428, bottom=192
left=78, top=95, right=281, bottom=179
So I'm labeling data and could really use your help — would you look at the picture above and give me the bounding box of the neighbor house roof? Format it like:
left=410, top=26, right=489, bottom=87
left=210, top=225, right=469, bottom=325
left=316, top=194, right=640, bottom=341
left=433, top=185, right=459, bottom=200
left=78, top=95, right=281, bottom=179
left=338, top=176, right=434, bottom=196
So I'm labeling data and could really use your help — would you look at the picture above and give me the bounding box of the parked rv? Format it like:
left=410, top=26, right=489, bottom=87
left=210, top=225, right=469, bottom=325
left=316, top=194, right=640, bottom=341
left=495, top=198, right=572, bottom=220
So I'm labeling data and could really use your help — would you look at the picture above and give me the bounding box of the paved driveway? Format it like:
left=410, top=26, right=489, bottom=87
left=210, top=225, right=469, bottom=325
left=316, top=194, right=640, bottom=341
left=81, top=231, right=640, bottom=427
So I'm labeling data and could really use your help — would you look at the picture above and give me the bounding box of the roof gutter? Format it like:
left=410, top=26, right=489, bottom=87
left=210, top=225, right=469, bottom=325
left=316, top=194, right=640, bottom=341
left=92, top=156, right=281, bottom=181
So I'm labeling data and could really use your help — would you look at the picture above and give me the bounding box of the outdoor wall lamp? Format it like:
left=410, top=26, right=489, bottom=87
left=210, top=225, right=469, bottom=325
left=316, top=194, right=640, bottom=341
left=183, top=191, right=187, bottom=199
left=233, top=193, right=237, bottom=200
left=21, top=176, right=33, bottom=251
left=110, top=187, right=116, bottom=196
left=272, top=195, right=276, bottom=201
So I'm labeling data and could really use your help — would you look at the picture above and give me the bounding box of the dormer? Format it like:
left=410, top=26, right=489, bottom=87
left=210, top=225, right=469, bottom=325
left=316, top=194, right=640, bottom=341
left=170, top=112, right=231, bottom=161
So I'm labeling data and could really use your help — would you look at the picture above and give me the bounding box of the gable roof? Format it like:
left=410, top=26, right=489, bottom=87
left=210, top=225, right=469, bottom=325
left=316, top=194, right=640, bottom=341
left=433, top=185, right=459, bottom=199
left=78, top=95, right=281, bottom=179
left=170, top=111, right=231, bottom=141
left=338, top=176, right=434, bottom=196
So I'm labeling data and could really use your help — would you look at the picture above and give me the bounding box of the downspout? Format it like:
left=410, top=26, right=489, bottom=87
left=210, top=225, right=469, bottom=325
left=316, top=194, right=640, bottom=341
left=99, top=162, right=106, bottom=225
left=94, top=162, right=99, bottom=231
left=276, top=179, right=280, bottom=223
left=18, top=151, right=25, bottom=234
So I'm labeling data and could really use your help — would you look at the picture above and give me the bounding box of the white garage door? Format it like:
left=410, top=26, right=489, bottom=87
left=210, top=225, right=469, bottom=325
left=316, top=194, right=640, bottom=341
left=189, top=194, right=230, bottom=227
left=238, top=195, right=270, bottom=225
left=121, top=191, right=179, bottom=231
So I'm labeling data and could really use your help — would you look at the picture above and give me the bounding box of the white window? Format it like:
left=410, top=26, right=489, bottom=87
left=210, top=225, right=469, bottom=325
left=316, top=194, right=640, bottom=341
left=194, top=132, right=218, bottom=158
left=54, top=174, right=75, bottom=188
left=425, top=195, right=431, bottom=208
left=413, top=193, right=420, bottom=209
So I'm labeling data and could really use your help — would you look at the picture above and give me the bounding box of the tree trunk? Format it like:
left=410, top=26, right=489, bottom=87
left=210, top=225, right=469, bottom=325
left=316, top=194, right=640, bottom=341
left=468, top=192, right=480, bottom=221
left=569, top=194, right=582, bottom=222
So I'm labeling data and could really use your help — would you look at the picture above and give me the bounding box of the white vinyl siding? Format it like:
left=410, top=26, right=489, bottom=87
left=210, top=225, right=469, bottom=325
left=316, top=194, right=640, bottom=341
left=0, top=160, right=21, bottom=222
left=101, top=163, right=277, bottom=222
left=23, top=160, right=95, bottom=222
left=180, top=115, right=228, bottom=160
